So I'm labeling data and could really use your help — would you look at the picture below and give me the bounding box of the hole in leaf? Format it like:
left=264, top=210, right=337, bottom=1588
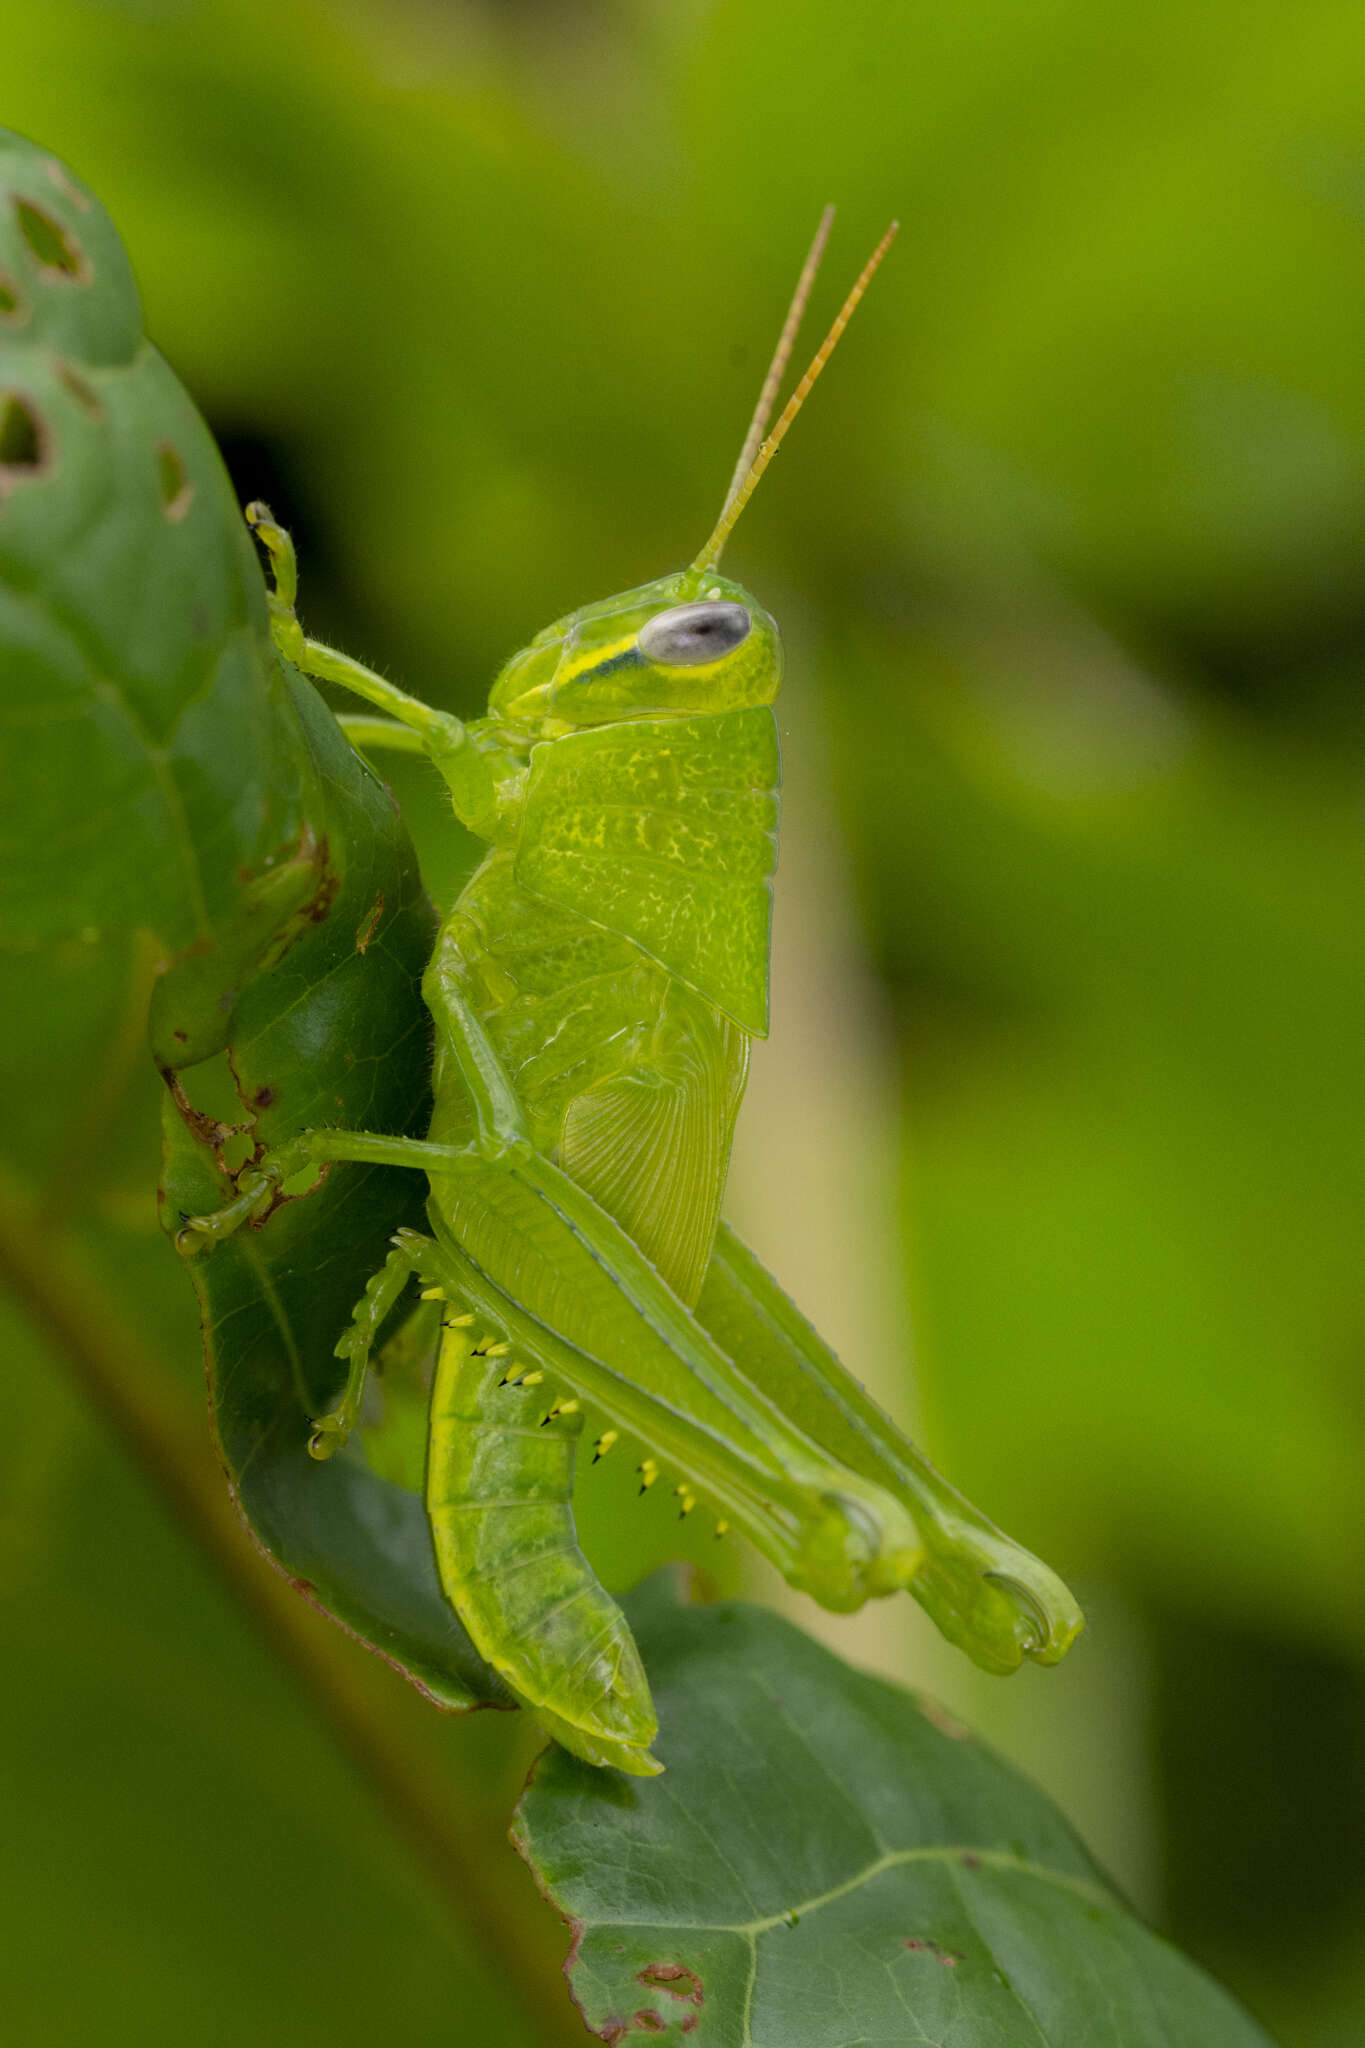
left=157, top=439, right=194, bottom=521
left=55, top=361, right=104, bottom=419
left=637, top=1965, right=703, bottom=2005
left=14, top=198, right=88, bottom=280
left=0, top=268, right=27, bottom=324
left=0, top=392, right=47, bottom=477
left=221, top=1129, right=254, bottom=1173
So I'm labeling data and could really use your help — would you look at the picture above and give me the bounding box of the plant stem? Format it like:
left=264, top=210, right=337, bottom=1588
left=0, top=1171, right=585, bottom=2048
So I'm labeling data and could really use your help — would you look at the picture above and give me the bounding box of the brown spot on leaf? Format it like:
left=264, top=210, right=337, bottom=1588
left=630, top=2014, right=665, bottom=2035
left=305, top=839, right=340, bottom=924
left=961, top=1852, right=982, bottom=1870
left=637, top=1964, right=703, bottom=2007
left=355, top=893, right=385, bottom=953
left=55, top=361, right=103, bottom=418
left=253, top=1085, right=277, bottom=1110
left=157, top=440, right=194, bottom=521
left=915, top=1693, right=971, bottom=1741
left=158, top=1066, right=241, bottom=1157
left=903, top=1937, right=963, bottom=1967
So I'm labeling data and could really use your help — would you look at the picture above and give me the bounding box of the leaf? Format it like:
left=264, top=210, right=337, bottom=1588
left=0, top=124, right=505, bottom=1712
left=514, top=1578, right=1277, bottom=2047
left=0, top=127, right=298, bottom=961
left=0, top=124, right=307, bottom=1192
left=158, top=680, right=510, bottom=1711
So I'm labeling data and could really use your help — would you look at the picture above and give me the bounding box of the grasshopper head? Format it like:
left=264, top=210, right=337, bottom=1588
left=487, top=569, right=782, bottom=730
left=488, top=217, right=897, bottom=737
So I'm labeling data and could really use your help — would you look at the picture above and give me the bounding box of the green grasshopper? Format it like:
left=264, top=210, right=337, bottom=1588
left=179, top=218, right=1083, bottom=1775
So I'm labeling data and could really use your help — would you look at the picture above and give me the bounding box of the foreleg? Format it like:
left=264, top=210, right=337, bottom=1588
left=245, top=503, right=498, bottom=836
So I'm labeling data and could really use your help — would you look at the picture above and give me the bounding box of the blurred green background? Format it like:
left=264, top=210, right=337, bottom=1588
left=3, top=2, right=1363, bottom=2042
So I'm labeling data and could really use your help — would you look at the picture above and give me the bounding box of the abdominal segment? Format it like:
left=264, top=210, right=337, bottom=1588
left=425, top=1319, right=660, bottom=1774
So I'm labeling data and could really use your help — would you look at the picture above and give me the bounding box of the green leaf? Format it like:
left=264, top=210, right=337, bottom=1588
left=0, top=128, right=295, bottom=959
left=0, top=124, right=505, bottom=1712
left=158, top=680, right=509, bottom=1711
left=515, top=1579, right=1277, bottom=2047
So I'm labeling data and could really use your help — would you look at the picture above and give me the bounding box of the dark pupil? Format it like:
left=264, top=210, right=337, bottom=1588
left=638, top=601, right=751, bottom=667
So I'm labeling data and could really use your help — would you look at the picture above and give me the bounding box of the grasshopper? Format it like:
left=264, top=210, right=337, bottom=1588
left=179, top=217, right=1082, bottom=1774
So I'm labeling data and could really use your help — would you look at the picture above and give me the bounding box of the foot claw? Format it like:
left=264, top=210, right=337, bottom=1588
left=307, top=1415, right=350, bottom=1461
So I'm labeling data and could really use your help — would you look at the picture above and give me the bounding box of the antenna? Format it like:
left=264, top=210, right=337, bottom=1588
left=718, top=205, right=835, bottom=520
left=693, top=218, right=898, bottom=574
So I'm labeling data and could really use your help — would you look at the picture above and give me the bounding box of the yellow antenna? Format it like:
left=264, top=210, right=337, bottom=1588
left=719, top=205, right=836, bottom=519
left=693, top=218, right=899, bottom=574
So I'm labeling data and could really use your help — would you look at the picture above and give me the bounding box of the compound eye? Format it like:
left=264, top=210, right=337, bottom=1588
left=638, top=600, right=751, bottom=667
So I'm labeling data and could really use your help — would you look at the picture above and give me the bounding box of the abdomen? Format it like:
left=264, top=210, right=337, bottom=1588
left=425, top=1320, right=659, bottom=1773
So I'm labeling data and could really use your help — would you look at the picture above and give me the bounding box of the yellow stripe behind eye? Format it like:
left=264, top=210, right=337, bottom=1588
left=555, top=631, right=640, bottom=690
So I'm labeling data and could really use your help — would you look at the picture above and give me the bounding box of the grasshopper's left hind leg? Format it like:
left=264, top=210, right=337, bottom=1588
left=696, top=1224, right=1085, bottom=1673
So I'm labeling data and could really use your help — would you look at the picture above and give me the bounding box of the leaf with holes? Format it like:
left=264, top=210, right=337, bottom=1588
left=514, top=1577, right=1277, bottom=2047
left=0, top=124, right=505, bottom=1711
